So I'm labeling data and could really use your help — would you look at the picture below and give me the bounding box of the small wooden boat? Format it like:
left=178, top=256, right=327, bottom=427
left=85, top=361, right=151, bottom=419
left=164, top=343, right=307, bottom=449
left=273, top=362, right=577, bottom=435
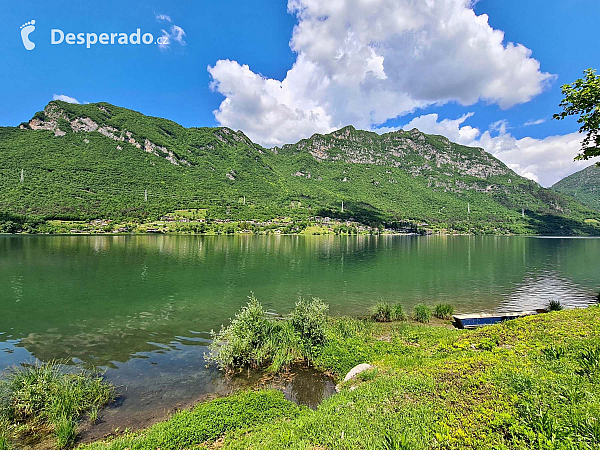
left=453, top=309, right=547, bottom=329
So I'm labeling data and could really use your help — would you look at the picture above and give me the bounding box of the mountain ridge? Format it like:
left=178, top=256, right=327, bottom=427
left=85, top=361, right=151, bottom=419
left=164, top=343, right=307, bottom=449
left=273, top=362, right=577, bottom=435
left=1, top=100, right=598, bottom=235
left=552, top=164, right=600, bottom=211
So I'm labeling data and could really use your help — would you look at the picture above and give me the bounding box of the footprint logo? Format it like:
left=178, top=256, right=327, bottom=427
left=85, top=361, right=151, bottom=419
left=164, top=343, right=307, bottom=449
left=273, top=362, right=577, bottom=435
left=20, top=20, right=36, bottom=50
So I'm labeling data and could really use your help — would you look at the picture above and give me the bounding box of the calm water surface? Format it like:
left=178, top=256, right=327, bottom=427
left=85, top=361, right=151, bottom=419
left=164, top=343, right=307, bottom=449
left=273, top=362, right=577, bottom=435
left=1, top=235, right=599, bottom=429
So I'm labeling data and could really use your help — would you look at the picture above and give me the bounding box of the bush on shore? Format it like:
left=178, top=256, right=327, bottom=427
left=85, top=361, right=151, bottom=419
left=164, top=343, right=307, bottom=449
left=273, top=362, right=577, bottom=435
left=548, top=299, right=563, bottom=311
left=0, top=361, right=114, bottom=449
left=290, top=298, right=329, bottom=358
left=392, top=303, right=407, bottom=321
left=413, top=304, right=431, bottom=323
left=207, top=295, right=329, bottom=373
left=433, top=303, right=454, bottom=319
left=371, top=302, right=392, bottom=322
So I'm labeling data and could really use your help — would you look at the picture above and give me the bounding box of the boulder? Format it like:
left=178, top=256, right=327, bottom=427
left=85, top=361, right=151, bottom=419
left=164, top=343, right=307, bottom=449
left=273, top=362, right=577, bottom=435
left=335, top=363, right=374, bottom=392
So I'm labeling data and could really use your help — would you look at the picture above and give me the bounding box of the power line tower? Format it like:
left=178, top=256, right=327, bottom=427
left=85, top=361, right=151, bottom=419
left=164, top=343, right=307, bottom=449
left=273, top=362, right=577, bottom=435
left=144, top=189, right=148, bottom=202
left=20, top=169, right=24, bottom=183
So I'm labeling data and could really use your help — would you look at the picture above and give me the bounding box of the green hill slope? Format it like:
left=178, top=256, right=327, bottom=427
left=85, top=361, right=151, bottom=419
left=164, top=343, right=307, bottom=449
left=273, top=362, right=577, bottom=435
left=552, top=164, right=600, bottom=211
left=0, top=100, right=599, bottom=235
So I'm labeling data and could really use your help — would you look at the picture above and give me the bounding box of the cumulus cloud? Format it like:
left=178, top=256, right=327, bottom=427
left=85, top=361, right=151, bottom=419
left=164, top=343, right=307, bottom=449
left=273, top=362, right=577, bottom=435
left=208, top=0, right=553, bottom=146
left=395, top=112, right=589, bottom=187
left=478, top=127, right=589, bottom=187
left=52, top=94, right=79, bottom=104
left=401, top=112, right=481, bottom=145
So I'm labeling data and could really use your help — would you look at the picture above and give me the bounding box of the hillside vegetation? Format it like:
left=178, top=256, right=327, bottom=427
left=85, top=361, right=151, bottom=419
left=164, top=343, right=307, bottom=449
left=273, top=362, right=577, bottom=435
left=552, top=164, right=600, bottom=211
left=1, top=101, right=599, bottom=235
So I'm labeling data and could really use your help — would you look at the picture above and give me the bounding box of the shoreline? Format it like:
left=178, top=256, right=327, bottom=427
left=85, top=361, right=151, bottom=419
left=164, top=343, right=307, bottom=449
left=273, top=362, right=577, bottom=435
left=74, top=306, right=600, bottom=449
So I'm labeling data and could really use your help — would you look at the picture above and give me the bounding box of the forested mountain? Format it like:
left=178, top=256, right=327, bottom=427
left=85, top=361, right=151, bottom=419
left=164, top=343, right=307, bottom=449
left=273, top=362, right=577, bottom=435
left=552, top=164, right=600, bottom=211
left=0, top=100, right=599, bottom=235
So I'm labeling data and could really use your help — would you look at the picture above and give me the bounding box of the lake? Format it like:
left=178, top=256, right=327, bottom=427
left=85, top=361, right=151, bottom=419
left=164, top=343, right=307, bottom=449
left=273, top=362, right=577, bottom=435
left=1, top=235, right=599, bottom=432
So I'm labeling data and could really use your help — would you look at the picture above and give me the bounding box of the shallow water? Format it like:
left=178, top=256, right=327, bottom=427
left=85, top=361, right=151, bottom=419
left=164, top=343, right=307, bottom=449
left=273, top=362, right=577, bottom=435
left=1, top=235, right=599, bottom=429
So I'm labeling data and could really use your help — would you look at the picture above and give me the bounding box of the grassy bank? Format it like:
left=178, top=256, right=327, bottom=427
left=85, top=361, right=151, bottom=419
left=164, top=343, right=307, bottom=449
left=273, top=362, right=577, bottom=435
left=80, top=304, right=600, bottom=449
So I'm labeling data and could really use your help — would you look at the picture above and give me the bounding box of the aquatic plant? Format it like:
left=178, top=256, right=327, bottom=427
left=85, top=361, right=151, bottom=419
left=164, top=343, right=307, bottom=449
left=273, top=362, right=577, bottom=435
left=55, top=416, right=77, bottom=449
left=392, top=303, right=407, bottom=321
left=433, top=303, right=454, bottom=320
left=413, top=304, right=431, bottom=323
left=548, top=299, right=564, bottom=311
left=371, top=302, right=392, bottom=322
left=0, top=360, right=113, bottom=449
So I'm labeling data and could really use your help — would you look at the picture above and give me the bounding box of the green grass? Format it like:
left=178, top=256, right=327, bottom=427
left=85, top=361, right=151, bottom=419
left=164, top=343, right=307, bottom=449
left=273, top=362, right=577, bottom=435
left=82, top=307, right=600, bottom=449
left=79, top=390, right=302, bottom=450
left=0, top=361, right=114, bottom=448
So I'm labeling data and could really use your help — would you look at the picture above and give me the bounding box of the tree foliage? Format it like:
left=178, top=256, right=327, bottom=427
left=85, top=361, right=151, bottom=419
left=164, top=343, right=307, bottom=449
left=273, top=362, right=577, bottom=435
left=554, top=68, right=600, bottom=161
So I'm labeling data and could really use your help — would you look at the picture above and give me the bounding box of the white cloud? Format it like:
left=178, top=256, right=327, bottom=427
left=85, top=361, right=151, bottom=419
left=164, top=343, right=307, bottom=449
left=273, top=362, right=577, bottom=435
left=208, top=0, right=553, bottom=146
left=52, top=94, right=79, bottom=104
left=478, top=128, right=589, bottom=187
left=523, top=118, right=546, bottom=126
left=401, top=112, right=480, bottom=145
left=156, top=13, right=171, bottom=22
left=158, top=24, right=186, bottom=50
left=393, top=112, right=590, bottom=187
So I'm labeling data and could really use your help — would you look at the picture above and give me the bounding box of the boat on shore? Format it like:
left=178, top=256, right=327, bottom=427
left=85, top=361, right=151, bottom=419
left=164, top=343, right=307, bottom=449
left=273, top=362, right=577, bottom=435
left=453, top=309, right=548, bottom=329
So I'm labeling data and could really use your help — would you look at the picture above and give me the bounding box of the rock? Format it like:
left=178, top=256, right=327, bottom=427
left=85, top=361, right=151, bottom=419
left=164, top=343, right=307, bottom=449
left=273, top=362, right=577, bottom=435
left=335, top=363, right=374, bottom=392
left=343, top=363, right=373, bottom=382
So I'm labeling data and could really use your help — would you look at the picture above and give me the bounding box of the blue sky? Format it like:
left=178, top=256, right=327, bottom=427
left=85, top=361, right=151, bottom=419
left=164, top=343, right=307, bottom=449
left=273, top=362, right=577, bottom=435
left=2, top=0, right=599, bottom=186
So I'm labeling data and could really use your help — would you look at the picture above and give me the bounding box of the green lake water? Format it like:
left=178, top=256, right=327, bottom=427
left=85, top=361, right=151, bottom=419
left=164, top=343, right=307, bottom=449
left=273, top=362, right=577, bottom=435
left=1, top=235, right=599, bottom=432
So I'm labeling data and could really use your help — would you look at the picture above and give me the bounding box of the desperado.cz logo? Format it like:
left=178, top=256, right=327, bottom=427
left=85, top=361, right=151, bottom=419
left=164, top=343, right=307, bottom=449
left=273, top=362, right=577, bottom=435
left=20, top=20, right=170, bottom=50
left=20, top=20, right=36, bottom=50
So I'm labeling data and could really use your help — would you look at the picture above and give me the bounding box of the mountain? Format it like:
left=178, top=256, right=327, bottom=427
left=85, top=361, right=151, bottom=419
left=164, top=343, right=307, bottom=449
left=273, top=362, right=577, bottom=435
left=0, top=100, right=599, bottom=235
left=552, top=164, right=600, bottom=211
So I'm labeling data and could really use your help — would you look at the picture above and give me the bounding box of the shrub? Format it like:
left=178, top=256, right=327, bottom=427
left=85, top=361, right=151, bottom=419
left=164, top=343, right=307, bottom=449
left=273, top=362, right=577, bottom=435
left=208, top=295, right=330, bottom=373
left=433, top=303, right=454, bottom=320
left=372, top=302, right=392, bottom=322
left=207, top=295, right=271, bottom=372
left=548, top=300, right=563, bottom=311
left=413, top=304, right=431, bottom=323
left=290, top=298, right=329, bottom=357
